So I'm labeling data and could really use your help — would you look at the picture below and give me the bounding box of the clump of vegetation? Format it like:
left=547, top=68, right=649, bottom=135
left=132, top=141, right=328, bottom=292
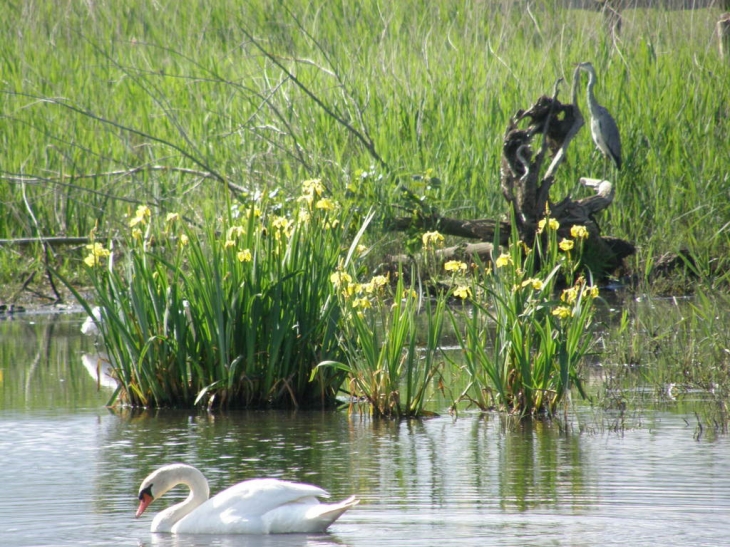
left=316, top=265, right=447, bottom=419
left=448, top=220, right=598, bottom=417
left=597, top=290, right=730, bottom=435
left=66, top=181, right=354, bottom=409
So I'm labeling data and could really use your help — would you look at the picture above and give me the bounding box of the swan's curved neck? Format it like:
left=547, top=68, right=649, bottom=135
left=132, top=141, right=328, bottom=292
left=151, top=467, right=210, bottom=533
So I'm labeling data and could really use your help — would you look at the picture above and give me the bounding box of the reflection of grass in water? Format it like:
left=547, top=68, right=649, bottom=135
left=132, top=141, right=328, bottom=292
left=0, top=316, right=108, bottom=410
left=595, top=291, right=730, bottom=437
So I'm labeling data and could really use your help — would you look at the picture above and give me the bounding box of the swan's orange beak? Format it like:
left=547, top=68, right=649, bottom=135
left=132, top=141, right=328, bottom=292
left=136, top=492, right=153, bottom=518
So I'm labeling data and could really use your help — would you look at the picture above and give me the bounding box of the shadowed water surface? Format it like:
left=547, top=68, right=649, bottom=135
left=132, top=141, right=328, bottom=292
left=1, top=312, right=729, bottom=546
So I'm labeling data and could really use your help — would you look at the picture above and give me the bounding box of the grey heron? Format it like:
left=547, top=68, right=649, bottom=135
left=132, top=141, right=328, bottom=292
left=577, top=62, right=622, bottom=170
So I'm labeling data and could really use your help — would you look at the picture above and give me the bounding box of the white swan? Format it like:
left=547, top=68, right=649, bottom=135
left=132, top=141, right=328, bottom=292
left=135, top=463, right=358, bottom=534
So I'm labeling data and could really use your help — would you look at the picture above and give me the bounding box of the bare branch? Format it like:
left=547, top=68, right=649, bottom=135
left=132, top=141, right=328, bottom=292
left=240, top=26, right=390, bottom=171
left=3, top=90, right=246, bottom=195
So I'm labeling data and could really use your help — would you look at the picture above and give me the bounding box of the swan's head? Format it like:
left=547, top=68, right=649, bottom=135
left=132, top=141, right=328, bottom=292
left=135, top=463, right=206, bottom=518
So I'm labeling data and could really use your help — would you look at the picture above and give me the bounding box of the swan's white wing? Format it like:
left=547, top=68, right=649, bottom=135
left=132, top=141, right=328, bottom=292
left=211, top=478, right=330, bottom=513
left=172, top=479, right=330, bottom=534
left=264, top=495, right=359, bottom=534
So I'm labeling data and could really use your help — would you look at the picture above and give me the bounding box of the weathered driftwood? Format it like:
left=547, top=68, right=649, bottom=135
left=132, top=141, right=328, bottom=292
left=388, top=217, right=510, bottom=248
left=389, top=71, right=635, bottom=277
left=719, top=13, right=730, bottom=59
left=385, top=242, right=497, bottom=270
left=0, top=236, right=93, bottom=247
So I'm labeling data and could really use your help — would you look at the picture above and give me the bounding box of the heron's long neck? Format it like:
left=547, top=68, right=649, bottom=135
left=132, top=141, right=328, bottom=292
left=151, top=470, right=210, bottom=532
left=585, top=72, right=599, bottom=111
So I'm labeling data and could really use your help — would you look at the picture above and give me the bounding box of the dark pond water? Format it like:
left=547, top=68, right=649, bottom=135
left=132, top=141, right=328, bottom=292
left=1, top=311, right=730, bottom=546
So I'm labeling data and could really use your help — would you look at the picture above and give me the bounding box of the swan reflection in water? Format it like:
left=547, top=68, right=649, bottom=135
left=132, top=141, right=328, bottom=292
left=80, top=353, right=117, bottom=389
left=144, top=529, right=349, bottom=547
left=80, top=306, right=103, bottom=336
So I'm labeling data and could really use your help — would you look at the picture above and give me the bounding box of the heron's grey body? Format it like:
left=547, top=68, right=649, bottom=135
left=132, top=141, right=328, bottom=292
left=577, top=62, right=622, bottom=170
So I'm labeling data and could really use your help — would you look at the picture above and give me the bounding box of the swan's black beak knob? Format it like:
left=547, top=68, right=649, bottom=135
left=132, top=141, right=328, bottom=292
left=136, top=485, right=154, bottom=518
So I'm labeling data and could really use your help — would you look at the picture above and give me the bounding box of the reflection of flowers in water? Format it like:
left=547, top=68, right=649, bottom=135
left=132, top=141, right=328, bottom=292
left=81, top=353, right=117, bottom=389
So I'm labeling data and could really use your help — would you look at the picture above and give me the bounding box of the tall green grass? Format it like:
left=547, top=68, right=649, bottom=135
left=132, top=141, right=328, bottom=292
left=2, top=2, right=729, bottom=284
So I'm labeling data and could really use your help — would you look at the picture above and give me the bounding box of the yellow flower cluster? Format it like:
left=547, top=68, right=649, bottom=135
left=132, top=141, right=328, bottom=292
left=443, top=260, right=471, bottom=299
left=83, top=242, right=110, bottom=267
left=520, top=277, right=544, bottom=291
left=444, top=260, right=467, bottom=273
left=495, top=254, right=513, bottom=268
left=557, top=225, right=589, bottom=253
left=422, top=231, right=445, bottom=250
left=129, top=205, right=151, bottom=227
left=271, top=216, right=293, bottom=240
left=561, top=286, right=580, bottom=305
left=537, top=217, right=560, bottom=234
left=297, top=178, right=339, bottom=215
left=351, top=297, right=372, bottom=310
left=302, top=178, right=324, bottom=197
left=570, top=225, right=589, bottom=240
left=553, top=277, right=600, bottom=320
left=330, top=271, right=353, bottom=291
left=552, top=306, right=573, bottom=319
left=361, top=275, right=389, bottom=294
left=129, top=205, right=185, bottom=250
left=331, top=270, right=394, bottom=309
left=453, top=285, right=472, bottom=300
left=559, top=239, right=574, bottom=252
left=222, top=223, right=252, bottom=261
left=315, top=198, right=337, bottom=211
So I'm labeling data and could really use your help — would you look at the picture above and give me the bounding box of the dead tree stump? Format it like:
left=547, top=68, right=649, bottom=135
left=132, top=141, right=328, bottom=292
left=388, top=70, right=635, bottom=280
